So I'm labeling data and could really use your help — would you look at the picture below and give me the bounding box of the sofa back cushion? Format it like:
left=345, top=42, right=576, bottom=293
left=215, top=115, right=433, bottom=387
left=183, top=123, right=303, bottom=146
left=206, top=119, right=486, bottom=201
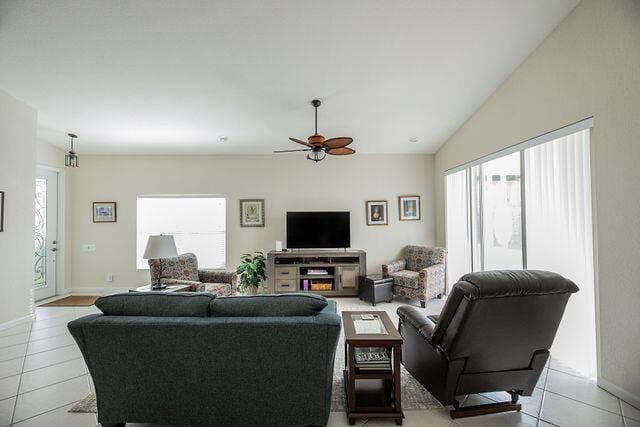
left=210, top=293, right=328, bottom=317
left=96, top=292, right=215, bottom=317
left=148, top=252, right=199, bottom=282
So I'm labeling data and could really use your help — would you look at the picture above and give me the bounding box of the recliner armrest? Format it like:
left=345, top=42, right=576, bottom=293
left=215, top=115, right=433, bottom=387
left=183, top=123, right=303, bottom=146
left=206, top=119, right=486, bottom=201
left=397, top=305, right=437, bottom=343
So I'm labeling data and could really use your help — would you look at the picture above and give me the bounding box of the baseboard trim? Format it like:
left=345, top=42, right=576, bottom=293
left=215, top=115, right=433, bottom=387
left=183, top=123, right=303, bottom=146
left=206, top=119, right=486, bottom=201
left=0, top=314, right=35, bottom=332
left=69, top=287, right=131, bottom=295
left=598, top=377, right=640, bottom=409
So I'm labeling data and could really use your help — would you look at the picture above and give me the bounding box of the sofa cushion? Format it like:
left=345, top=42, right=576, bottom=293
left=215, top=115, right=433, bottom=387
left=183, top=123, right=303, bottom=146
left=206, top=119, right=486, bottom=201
left=390, top=270, right=420, bottom=289
left=210, top=293, right=328, bottom=317
left=95, top=292, right=215, bottom=317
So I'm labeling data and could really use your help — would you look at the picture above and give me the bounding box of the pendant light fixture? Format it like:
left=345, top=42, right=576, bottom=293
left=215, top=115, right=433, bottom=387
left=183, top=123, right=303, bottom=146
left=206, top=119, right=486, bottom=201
left=65, top=133, right=79, bottom=167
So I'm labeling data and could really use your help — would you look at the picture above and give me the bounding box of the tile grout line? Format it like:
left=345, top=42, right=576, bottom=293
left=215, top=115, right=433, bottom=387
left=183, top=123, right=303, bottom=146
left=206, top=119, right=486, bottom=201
left=543, top=388, right=625, bottom=417
left=9, top=398, right=84, bottom=426
left=9, top=320, right=31, bottom=426
left=15, top=373, right=88, bottom=398
left=20, top=356, right=84, bottom=375
left=620, top=398, right=628, bottom=427
left=24, top=342, right=76, bottom=358
left=536, top=363, right=551, bottom=426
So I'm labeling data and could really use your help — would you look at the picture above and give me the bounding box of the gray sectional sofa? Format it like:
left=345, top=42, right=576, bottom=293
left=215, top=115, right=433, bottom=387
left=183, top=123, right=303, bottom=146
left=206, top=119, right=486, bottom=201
left=68, top=292, right=341, bottom=427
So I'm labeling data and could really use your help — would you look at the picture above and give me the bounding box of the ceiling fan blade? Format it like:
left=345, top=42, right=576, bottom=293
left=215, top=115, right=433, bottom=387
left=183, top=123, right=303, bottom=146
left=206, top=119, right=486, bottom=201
left=273, top=149, right=311, bottom=153
left=326, top=147, right=356, bottom=155
left=323, top=137, right=353, bottom=149
left=289, top=137, right=313, bottom=148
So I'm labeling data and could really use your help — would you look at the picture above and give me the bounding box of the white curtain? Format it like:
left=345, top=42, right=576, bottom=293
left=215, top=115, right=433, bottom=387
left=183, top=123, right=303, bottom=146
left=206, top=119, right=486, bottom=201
left=445, top=170, right=471, bottom=289
left=524, top=129, right=596, bottom=378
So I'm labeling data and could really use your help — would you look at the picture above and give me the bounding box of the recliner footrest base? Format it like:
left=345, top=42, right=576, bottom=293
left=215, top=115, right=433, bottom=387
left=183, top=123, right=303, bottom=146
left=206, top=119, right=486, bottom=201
left=450, top=401, right=522, bottom=419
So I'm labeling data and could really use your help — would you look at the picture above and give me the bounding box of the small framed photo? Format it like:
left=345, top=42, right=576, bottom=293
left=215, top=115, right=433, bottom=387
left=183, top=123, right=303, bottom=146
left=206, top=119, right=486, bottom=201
left=0, top=191, right=4, bottom=232
left=240, top=199, right=265, bottom=227
left=93, top=202, right=117, bottom=223
left=366, top=200, right=388, bottom=226
left=398, top=195, right=421, bottom=221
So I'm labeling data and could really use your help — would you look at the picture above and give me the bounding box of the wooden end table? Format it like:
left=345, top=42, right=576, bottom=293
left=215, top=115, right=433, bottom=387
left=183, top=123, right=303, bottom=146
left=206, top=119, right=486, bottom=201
left=342, top=311, right=404, bottom=425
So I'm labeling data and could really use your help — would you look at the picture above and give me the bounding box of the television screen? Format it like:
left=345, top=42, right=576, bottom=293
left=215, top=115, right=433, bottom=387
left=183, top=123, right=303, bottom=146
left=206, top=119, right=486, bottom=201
left=286, top=212, right=350, bottom=249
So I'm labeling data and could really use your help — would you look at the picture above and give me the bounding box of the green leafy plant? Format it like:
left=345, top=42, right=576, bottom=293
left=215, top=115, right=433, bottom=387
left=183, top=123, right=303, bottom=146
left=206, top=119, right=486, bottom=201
left=236, top=251, right=266, bottom=294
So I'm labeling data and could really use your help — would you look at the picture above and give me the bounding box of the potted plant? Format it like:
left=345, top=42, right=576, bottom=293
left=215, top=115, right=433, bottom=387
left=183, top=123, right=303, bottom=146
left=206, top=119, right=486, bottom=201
left=236, top=251, right=266, bottom=295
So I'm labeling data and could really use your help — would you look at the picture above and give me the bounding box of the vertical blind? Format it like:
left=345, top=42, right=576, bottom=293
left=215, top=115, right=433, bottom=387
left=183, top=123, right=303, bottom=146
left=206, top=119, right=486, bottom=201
left=136, top=196, right=226, bottom=269
left=445, top=125, right=596, bottom=378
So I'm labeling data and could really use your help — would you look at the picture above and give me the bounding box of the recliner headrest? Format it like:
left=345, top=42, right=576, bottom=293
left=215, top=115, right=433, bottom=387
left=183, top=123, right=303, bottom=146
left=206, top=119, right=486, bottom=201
left=458, top=270, right=579, bottom=299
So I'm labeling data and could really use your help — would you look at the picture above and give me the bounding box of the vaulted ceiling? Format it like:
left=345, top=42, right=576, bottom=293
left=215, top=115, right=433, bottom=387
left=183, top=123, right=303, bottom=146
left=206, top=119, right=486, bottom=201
left=0, top=0, right=579, bottom=154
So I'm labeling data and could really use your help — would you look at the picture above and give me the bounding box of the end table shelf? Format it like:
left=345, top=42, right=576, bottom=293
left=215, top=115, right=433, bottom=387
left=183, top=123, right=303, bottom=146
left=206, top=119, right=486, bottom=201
left=342, top=311, right=404, bottom=425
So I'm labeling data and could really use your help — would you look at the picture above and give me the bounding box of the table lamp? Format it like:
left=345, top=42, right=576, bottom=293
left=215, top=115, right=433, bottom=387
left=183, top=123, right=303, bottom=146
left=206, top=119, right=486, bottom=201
left=143, top=235, right=178, bottom=290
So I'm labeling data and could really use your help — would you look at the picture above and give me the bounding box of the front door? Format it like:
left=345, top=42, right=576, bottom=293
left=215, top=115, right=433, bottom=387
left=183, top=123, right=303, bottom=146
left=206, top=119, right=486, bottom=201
left=34, top=168, right=58, bottom=301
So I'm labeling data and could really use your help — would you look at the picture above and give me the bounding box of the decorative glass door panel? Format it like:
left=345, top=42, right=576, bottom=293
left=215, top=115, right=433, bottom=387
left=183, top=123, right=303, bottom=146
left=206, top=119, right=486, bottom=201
left=34, top=169, right=58, bottom=301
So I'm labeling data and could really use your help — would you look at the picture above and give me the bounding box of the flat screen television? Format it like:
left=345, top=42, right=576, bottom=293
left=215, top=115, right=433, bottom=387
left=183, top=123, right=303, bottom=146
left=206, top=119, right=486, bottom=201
left=286, top=211, right=350, bottom=249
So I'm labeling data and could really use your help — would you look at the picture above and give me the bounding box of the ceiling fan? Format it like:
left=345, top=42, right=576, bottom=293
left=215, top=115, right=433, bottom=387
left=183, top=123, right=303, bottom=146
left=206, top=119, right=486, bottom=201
left=273, top=99, right=355, bottom=162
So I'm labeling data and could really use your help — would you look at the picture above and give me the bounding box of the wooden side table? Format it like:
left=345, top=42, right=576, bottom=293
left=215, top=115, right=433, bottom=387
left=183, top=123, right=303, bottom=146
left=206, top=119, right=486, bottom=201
left=342, top=311, right=404, bottom=425
left=131, top=284, right=191, bottom=293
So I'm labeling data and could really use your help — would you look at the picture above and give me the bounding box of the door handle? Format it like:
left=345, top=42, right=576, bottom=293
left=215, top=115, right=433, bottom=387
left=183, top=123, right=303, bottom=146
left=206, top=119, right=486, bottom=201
left=51, top=248, right=57, bottom=252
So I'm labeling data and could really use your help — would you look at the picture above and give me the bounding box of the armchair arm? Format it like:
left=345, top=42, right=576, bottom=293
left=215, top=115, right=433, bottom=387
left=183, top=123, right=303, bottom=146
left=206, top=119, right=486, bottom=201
left=382, top=259, right=406, bottom=277
left=198, top=270, right=237, bottom=290
left=397, top=305, right=437, bottom=343
left=419, top=264, right=446, bottom=297
left=159, top=278, right=204, bottom=292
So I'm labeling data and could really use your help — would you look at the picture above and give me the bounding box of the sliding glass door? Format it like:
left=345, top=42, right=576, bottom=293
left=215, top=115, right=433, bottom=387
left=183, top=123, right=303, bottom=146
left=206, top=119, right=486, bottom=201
left=444, top=126, right=596, bottom=378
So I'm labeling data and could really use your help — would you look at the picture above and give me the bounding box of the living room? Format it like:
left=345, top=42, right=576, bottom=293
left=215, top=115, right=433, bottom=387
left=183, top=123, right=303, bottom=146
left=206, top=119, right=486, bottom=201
left=1, top=0, right=639, bottom=426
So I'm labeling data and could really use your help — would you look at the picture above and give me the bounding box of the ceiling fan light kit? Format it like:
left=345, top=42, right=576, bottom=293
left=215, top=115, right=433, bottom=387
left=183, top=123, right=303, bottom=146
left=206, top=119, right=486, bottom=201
left=274, top=99, right=355, bottom=162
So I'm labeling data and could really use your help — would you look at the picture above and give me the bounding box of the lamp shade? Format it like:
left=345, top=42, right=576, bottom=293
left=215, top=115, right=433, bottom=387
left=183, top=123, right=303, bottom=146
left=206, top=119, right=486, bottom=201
left=143, top=235, right=178, bottom=259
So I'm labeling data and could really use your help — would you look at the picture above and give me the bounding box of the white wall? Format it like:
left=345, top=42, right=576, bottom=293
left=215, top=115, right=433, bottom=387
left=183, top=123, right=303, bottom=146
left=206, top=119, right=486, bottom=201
left=68, top=154, right=435, bottom=291
left=434, top=0, right=640, bottom=404
left=0, top=89, right=37, bottom=325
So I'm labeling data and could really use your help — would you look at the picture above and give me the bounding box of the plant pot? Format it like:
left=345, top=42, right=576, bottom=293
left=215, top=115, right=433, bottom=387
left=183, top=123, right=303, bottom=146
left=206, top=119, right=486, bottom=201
left=244, top=287, right=258, bottom=296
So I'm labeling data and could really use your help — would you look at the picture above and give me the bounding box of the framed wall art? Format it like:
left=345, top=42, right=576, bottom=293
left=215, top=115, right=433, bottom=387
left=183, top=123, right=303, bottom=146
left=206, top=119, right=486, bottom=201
left=93, top=202, right=117, bottom=223
left=240, top=199, right=265, bottom=227
left=366, top=200, right=388, bottom=226
left=398, top=195, right=421, bottom=221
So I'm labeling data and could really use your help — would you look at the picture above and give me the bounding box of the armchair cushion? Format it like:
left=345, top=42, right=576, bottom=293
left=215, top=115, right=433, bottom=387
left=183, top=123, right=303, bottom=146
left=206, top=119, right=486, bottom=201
left=382, top=259, right=406, bottom=276
left=149, top=252, right=199, bottom=283
left=405, top=245, right=446, bottom=271
left=389, top=270, right=421, bottom=289
left=203, top=283, right=234, bottom=297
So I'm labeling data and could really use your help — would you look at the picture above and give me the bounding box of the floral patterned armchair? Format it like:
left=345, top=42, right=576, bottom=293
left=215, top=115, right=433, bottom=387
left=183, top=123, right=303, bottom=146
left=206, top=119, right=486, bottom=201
left=148, top=252, right=237, bottom=296
left=382, top=246, right=447, bottom=308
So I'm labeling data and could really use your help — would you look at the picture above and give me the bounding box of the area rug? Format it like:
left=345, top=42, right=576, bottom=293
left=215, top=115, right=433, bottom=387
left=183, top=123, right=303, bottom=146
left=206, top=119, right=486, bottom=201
left=41, top=295, right=100, bottom=307
left=70, top=332, right=442, bottom=414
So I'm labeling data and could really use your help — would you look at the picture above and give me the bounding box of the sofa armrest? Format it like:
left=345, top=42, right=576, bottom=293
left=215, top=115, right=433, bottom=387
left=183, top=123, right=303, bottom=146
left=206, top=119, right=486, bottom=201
left=382, top=260, right=406, bottom=276
left=159, top=278, right=204, bottom=292
left=397, top=305, right=437, bottom=343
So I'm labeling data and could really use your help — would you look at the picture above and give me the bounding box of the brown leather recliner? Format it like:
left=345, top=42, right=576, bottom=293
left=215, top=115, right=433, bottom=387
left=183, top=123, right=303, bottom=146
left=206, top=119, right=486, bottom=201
left=397, top=270, right=578, bottom=419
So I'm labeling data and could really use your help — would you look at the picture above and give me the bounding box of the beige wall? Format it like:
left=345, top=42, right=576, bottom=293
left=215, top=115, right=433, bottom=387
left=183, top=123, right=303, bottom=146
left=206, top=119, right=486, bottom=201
left=68, top=154, right=434, bottom=290
left=434, top=0, right=640, bottom=403
left=0, top=89, right=37, bottom=325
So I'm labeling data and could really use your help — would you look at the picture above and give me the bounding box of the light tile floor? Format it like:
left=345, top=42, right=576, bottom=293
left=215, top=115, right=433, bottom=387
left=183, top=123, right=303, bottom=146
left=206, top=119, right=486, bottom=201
left=0, top=298, right=635, bottom=427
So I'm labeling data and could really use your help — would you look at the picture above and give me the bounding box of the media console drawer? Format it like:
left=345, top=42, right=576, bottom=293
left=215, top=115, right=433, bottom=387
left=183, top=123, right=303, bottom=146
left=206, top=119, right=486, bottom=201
left=275, top=279, right=296, bottom=292
left=275, top=267, right=297, bottom=278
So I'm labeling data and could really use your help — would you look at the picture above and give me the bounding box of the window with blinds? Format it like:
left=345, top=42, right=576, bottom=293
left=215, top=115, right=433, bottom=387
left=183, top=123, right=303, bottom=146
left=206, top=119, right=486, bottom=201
left=136, top=195, right=226, bottom=269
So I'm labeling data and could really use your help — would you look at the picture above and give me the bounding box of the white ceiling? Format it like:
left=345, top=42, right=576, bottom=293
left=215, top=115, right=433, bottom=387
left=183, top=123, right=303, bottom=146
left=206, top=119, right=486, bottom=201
left=0, top=0, right=578, bottom=155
